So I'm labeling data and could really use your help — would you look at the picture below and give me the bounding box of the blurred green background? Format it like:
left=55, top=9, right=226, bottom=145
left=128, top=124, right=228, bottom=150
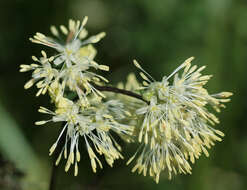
left=0, top=0, right=246, bottom=189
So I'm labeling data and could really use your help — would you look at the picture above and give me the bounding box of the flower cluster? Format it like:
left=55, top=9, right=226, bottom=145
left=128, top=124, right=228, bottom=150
left=127, top=57, right=232, bottom=183
left=21, top=17, right=232, bottom=183
left=20, top=17, right=133, bottom=176
left=21, top=17, right=109, bottom=104
left=36, top=96, right=132, bottom=176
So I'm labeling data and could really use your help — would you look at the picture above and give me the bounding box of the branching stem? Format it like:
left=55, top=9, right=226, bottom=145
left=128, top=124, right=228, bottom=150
left=92, top=83, right=149, bottom=104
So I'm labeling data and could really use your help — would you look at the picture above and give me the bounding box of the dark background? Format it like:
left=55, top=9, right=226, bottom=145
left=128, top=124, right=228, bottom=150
left=0, top=0, right=246, bottom=189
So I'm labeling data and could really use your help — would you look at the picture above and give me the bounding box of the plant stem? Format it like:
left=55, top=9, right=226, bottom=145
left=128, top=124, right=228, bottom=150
left=49, top=163, right=57, bottom=190
left=92, top=83, right=149, bottom=104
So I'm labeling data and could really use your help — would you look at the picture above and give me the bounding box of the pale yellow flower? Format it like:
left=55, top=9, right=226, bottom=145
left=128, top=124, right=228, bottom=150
left=20, top=51, right=58, bottom=96
left=128, top=57, right=232, bottom=182
left=30, top=17, right=105, bottom=67
left=36, top=97, right=133, bottom=176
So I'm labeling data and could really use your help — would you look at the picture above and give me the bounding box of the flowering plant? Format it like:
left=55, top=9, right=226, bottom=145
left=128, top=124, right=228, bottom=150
left=20, top=17, right=232, bottom=183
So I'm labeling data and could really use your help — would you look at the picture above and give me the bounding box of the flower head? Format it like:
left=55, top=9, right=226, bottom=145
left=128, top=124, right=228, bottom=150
left=35, top=96, right=133, bottom=176
left=128, top=57, right=233, bottom=182
left=30, top=17, right=105, bottom=67
left=20, top=51, right=58, bottom=96
left=21, top=18, right=109, bottom=102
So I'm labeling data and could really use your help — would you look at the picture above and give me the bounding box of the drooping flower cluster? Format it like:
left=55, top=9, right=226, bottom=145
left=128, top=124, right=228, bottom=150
left=20, top=17, right=232, bottom=183
left=127, top=57, right=232, bottom=183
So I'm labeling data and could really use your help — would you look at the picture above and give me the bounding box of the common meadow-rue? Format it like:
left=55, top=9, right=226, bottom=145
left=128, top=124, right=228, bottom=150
left=127, top=58, right=232, bottom=183
left=20, top=17, right=232, bottom=183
